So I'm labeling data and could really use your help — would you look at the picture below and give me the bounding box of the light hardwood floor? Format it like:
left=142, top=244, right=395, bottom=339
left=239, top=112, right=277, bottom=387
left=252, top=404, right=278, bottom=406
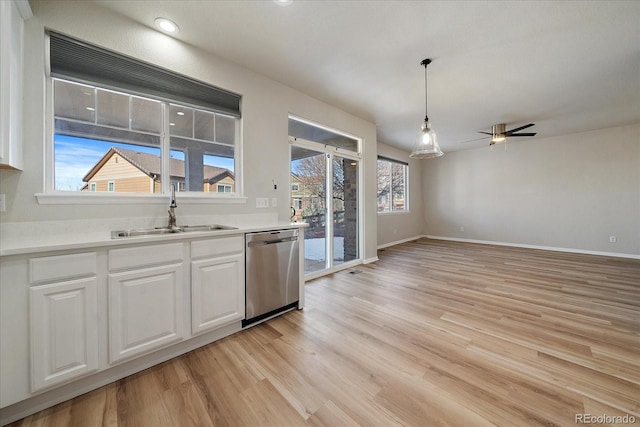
left=9, top=239, right=640, bottom=426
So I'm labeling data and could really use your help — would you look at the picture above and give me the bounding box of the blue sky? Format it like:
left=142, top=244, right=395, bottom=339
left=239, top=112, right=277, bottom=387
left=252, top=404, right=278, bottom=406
left=54, top=135, right=235, bottom=191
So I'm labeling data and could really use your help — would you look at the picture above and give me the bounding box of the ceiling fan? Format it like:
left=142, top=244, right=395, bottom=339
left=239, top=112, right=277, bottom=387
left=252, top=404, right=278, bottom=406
left=462, top=123, right=537, bottom=145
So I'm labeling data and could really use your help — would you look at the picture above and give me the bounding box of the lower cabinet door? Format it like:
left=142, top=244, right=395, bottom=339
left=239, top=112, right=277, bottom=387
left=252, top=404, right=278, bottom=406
left=108, top=263, right=184, bottom=364
left=191, top=254, right=244, bottom=334
left=30, top=277, right=99, bottom=391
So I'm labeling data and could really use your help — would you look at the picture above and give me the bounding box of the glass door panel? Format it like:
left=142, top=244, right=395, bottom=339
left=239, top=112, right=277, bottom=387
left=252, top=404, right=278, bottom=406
left=333, top=156, right=358, bottom=266
left=290, top=146, right=327, bottom=274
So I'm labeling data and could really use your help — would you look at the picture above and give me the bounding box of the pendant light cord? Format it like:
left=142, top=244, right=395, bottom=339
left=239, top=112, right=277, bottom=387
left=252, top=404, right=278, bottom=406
left=421, top=58, right=431, bottom=123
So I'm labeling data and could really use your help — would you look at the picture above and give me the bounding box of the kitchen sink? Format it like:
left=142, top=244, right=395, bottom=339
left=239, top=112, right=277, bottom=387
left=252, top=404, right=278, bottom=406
left=111, top=224, right=237, bottom=239
left=179, top=224, right=237, bottom=232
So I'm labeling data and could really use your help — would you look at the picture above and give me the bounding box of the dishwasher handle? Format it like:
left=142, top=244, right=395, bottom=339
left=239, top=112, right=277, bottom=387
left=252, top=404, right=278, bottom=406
left=247, top=236, right=298, bottom=247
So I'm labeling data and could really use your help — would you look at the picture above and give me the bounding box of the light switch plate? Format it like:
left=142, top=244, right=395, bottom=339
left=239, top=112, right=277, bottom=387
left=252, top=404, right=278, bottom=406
left=271, top=198, right=277, bottom=207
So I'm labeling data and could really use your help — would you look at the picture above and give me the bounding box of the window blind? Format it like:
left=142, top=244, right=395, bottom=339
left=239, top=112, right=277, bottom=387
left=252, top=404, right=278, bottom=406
left=377, top=156, right=408, bottom=166
left=48, top=32, right=241, bottom=118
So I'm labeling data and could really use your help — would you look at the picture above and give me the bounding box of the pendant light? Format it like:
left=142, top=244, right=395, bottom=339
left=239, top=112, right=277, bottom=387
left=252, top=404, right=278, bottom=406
left=410, top=58, right=443, bottom=159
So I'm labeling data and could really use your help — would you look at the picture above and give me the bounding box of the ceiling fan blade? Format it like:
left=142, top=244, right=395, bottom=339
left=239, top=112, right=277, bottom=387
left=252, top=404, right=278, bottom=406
left=508, top=133, right=537, bottom=137
left=460, top=136, right=489, bottom=144
left=504, top=123, right=535, bottom=135
left=478, top=132, right=493, bottom=135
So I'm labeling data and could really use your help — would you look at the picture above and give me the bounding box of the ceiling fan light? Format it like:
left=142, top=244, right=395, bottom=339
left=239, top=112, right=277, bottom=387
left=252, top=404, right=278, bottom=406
left=491, top=134, right=506, bottom=143
left=410, top=121, right=443, bottom=158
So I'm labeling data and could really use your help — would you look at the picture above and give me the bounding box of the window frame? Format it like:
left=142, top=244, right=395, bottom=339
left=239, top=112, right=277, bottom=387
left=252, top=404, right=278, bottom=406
left=37, top=33, right=246, bottom=205
left=376, top=156, right=409, bottom=214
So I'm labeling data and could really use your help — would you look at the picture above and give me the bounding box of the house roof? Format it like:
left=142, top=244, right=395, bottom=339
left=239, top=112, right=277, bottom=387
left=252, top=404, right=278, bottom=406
left=82, top=147, right=234, bottom=184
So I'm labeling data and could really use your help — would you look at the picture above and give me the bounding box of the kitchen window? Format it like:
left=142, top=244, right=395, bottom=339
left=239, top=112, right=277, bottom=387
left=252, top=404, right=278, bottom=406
left=377, top=156, right=409, bottom=213
left=41, top=32, right=242, bottom=203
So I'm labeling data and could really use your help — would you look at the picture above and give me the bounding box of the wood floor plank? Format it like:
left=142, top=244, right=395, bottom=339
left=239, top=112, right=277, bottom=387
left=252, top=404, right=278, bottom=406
left=9, top=239, right=640, bottom=426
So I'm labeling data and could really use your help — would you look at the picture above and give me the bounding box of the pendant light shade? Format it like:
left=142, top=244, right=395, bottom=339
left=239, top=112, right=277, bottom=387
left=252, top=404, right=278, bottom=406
left=410, top=59, right=443, bottom=159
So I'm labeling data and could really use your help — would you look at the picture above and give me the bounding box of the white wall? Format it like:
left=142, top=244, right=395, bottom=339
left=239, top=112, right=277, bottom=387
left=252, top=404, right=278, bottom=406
left=376, top=142, right=425, bottom=248
left=423, top=123, right=640, bottom=256
left=0, top=1, right=378, bottom=260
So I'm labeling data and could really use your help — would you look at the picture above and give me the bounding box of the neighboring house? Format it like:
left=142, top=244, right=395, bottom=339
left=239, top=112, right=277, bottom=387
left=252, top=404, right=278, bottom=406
left=290, top=172, right=324, bottom=223
left=81, top=147, right=234, bottom=193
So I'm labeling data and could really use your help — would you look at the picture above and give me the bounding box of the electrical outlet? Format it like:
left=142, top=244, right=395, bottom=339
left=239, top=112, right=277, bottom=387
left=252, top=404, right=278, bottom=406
left=609, top=236, right=617, bottom=243
left=256, top=197, right=269, bottom=208
left=460, top=226, right=465, bottom=232
left=271, top=198, right=278, bottom=207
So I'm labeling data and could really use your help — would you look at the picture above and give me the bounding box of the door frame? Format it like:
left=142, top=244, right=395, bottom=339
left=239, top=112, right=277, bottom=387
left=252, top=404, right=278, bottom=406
left=288, top=117, right=363, bottom=280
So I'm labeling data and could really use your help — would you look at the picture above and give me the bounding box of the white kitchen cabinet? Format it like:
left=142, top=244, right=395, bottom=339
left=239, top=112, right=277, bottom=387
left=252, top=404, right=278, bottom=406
left=29, top=252, right=99, bottom=392
left=0, top=0, right=31, bottom=170
left=30, top=278, right=99, bottom=391
left=108, top=243, right=186, bottom=364
left=191, top=236, right=244, bottom=334
left=1, top=227, right=300, bottom=425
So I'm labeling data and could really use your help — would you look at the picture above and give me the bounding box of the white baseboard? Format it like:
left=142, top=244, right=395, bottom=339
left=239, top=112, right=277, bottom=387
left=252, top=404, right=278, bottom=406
left=363, top=256, right=379, bottom=264
left=377, top=235, right=423, bottom=250
left=425, top=235, right=640, bottom=260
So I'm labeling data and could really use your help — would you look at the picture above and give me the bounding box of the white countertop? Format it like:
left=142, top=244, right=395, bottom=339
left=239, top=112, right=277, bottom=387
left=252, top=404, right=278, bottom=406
left=0, top=222, right=307, bottom=257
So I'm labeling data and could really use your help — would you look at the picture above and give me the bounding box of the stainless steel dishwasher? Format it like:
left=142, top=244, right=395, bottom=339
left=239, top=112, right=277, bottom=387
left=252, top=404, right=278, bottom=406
left=243, top=229, right=299, bottom=327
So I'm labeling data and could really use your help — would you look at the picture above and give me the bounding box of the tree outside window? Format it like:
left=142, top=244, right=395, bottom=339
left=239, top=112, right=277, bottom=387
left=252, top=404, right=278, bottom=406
left=377, top=157, right=408, bottom=212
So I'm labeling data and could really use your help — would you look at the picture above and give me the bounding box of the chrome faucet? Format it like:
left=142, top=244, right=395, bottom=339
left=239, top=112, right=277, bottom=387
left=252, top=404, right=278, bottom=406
left=168, top=184, right=177, bottom=229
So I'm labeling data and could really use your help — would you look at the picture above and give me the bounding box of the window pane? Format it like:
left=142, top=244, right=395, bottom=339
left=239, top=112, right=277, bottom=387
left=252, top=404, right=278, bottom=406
left=333, top=156, right=358, bottom=265
left=289, top=118, right=358, bottom=153
left=54, top=80, right=95, bottom=122
left=170, top=104, right=193, bottom=138
left=391, top=163, right=406, bottom=211
left=376, top=160, right=391, bottom=212
left=215, top=114, right=235, bottom=145
left=54, top=80, right=162, bottom=192
left=97, top=88, right=129, bottom=128
left=54, top=134, right=161, bottom=192
left=169, top=105, right=235, bottom=193
left=131, top=96, right=162, bottom=134
left=194, top=110, right=214, bottom=142
left=290, top=148, right=327, bottom=274
left=52, top=79, right=238, bottom=195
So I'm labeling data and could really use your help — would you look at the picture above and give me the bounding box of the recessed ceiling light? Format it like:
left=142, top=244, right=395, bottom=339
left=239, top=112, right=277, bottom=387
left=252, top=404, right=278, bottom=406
left=176, top=111, right=185, bottom=116
left=155, top=17, right=179, bottom=33
left=273, top=0, right=293, bottom=6
left=170, top=122, right=175, bottom=126
left=85, top=107, right=95, bottom=111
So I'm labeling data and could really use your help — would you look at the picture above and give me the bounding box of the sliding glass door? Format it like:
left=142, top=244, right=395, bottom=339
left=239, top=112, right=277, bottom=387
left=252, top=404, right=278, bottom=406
left=289, top=117, right=360, bottom=276
left=332, top=155, right=359, bottom=266
left=291, top=146, right=327, bottom=273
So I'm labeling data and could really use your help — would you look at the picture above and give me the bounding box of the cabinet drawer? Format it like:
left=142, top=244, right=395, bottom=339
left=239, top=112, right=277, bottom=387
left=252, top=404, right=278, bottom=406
left=30, top=252, right=97, bottom=284
left=191, top=236, right=243, bottom=259
left=109, top=242, right=183, bottom=271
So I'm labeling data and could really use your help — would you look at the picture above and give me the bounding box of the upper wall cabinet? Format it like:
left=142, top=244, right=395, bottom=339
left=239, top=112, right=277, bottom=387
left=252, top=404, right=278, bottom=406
left=0, top=0, right=31, bottom=170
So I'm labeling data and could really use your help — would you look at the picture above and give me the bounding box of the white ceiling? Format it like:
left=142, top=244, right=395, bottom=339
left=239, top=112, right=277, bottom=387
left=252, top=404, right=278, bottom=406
left=94, top=0, right=640, bottom=153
